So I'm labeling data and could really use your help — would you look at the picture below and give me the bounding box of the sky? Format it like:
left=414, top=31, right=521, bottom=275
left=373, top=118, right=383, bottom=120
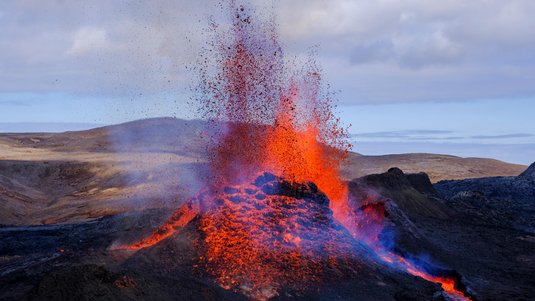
left=0, top=0, right=534, bottom=164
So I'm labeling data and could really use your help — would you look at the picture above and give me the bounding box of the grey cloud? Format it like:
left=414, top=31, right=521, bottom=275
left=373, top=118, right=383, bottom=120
left=0, top=100, right=32, bottom=106
left=0, top=0, right=211, bottom=97
left=349, top=30, right=464, bottom=68
left=351, top=130, right=535, bottom=142
left=470, top=133, right=534, bottom=139
left=394, top=31, right=464, bottom=69
left=279, top=1, right=535, bottom=66
left=350, top=40, right=394, bottom=64
left=279, top=1, right=535, bottom=103
left=1, top=0, right=535, bottom=104
left=408, top=136, right=465, bottom=141
left=352, top=130, right=453, bottom=139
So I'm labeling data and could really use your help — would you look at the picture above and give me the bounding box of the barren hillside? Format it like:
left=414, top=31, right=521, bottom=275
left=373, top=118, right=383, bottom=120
left=0, top=118, right=526, bottom=225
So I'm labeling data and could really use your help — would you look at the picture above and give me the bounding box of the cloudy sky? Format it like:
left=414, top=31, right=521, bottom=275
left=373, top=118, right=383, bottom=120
left=1, top=0, right=534, bottom=164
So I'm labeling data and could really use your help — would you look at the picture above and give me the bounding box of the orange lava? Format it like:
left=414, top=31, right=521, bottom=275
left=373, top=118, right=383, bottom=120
left=379, top=252, right=472, bottom=301
left=195, top=178, right=356, bottom=300
left=122, top=3, right=473, bottom=301
left=120, top=200, right=199, bottom=250
left=263, top=85, right=351, bottom=217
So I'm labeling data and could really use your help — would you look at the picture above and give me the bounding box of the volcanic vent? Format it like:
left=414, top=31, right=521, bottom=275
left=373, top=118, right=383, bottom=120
left=126, top=172, right=360, bottom=300
left=121, top=171, right=474, bottom=301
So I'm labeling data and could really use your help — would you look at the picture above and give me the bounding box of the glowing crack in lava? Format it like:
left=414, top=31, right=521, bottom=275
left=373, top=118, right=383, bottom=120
left=123, top=2, right=472, bottom=301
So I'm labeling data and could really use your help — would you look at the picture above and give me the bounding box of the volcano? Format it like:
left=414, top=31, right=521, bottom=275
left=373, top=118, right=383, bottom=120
left=5, top=166, right=535, bottom=300
left=123, top=172, right=360, bottom=300
left=118, top=171, right=473, bottom=301
left=118, top=2, right=475, bottom=300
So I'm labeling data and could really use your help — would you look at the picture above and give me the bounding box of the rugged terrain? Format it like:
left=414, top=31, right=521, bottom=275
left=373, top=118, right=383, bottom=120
left=358, top=167, right=535, bottom=300
left=435, top=162, right=535, bottom=236
left=0, top=118, right=526, bottom=225
left=1, top=118, right=533, bottom=300
left=1, top=166, right=533, bottom=300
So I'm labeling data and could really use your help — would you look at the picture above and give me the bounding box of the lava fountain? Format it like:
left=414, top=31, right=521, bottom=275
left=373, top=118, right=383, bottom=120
left=122, top=2, right=473, bottom=300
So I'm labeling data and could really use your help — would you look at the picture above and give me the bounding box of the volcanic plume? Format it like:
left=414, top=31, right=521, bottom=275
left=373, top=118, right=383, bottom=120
left=123, top=2, right=473, bottom=301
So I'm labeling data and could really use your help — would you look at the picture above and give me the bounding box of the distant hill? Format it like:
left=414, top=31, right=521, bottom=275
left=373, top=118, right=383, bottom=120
left=1, top=117, right=525, bottom=182
left=0, top=117, right=527, bottom=225
left=341, top=152, right=526, bottom=183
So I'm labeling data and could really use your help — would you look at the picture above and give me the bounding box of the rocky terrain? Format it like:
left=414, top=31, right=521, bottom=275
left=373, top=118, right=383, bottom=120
left=1, top=118, right=533, bottom=300
left=0, top=118, right=526, bottom=225
left=342, top=153, right=526, bottom=183
left=1, top=165, right=533, bottom=300
left=435, top=162, right=535, bottom=237
left=361, top=167, right=535, bottom=300
left=0, top=118, right=209, bottom=225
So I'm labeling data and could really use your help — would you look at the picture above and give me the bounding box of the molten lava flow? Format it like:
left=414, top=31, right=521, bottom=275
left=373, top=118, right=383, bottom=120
left=124, top=173, right=358, bottom=300
left=121, top=200, right=199, bottom=250
left=378, top=251, right=472, bottom=301
left=345, top=197, right=473, bottom=301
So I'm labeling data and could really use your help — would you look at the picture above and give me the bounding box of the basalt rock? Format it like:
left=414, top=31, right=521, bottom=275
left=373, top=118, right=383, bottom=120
left=519, top=162, right=535, bottom=180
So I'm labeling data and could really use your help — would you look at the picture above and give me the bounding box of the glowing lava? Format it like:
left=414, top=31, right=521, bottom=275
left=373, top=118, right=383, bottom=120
left=197, top=173, right=357, bottom=300
left=122, top=200, right=199, bottom=250
left=123, top=2, right=473, bottom=301
left=378, top=251, right=473, bottom=301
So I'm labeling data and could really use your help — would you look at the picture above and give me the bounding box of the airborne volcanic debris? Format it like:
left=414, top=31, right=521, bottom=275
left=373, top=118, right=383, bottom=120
left=121, top=2, right=475, bottom=301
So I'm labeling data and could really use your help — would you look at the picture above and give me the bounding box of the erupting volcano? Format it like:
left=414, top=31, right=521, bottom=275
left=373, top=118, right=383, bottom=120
left=123, top=2, right=473, bottom=300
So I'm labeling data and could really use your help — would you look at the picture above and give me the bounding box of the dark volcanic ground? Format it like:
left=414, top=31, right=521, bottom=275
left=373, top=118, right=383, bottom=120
left=1, top=165, right=534, bottom=301
left=359, top=166, right=535, bottom=300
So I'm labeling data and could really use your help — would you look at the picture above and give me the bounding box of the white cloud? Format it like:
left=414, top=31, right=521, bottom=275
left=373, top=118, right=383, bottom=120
left=392, top=30, right=463, bottom=68
left=67, top=27, right=110, bottom=55
left=278, top=0, right=535, bottom=67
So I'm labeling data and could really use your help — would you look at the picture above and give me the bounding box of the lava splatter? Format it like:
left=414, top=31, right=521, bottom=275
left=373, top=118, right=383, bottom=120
left=122, top=2, right=473, bottom=301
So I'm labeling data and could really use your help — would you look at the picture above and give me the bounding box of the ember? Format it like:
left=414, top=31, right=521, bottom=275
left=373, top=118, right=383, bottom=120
left=124, top=1, right=473, bottom=300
